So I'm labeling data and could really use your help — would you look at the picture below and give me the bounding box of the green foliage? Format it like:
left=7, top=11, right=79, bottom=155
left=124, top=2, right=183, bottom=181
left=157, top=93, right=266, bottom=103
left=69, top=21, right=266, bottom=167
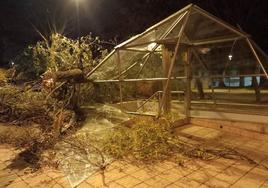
left=14, top=33, right=101, bottom=80
left=0, top=85, right=55, bottom=125
left=45, top=33, right=95, bottom=72
left=91, top=117, right=256, bottom=165
left=102, top=117, right=173, bottom=162
left=0, top=68, right=8, bottom=85
left=14, top=41, right=48, bottom=80
left=0, top=126, right=42, bottom=148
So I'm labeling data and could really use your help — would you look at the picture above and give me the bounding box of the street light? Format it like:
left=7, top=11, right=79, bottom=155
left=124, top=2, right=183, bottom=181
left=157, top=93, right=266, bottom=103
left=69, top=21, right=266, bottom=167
left=71, top=0, right=84, bottom=6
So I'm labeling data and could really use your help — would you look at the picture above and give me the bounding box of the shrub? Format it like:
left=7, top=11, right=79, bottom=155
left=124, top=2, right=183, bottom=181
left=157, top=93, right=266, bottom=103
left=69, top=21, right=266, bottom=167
left=0, top=85, right=54, bottom=126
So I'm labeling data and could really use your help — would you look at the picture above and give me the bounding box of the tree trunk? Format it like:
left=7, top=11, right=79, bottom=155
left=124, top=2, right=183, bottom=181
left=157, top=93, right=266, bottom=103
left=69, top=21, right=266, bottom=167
left=54, top=69, right=84, bottom=82
left=196, top=78, right=204, bottom=99
left=252, top=76, right=261, bottom=103
left=239, top=76, right=244, bottom=87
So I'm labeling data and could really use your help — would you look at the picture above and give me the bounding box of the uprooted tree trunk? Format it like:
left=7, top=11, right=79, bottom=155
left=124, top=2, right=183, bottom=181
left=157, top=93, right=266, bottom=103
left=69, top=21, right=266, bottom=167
left=51, top=68, right=85, bottom=111
left=53, top=69, right=84, bottom=83
left=54, top=68, right=90, bottom=128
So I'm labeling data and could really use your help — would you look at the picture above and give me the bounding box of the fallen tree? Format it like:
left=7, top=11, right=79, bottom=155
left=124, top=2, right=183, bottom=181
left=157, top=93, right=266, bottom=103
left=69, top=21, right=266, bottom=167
left=0, top=32, right=106, bottom=168
left=53, top=69, right=84, bottom=82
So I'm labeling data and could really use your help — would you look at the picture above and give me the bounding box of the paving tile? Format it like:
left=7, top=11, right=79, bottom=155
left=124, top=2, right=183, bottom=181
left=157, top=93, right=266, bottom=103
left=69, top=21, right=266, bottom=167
left=233, top=161, right=256, bottom=171
left=7, top=179, right=31, bottom=188
left=261, top=180, right=268, bottom=188
left=119, top=164, right=141, bottom=174
left=183, top=160, right=202, bottom=171
left=231, top=167, right=268, bottom=188
left=260, top=158, right=268, bottom=167
left=104, top=168, right=128, bottom=182
left=131, top=169, right=154, bottom=182
left=55, top=176, right=72, bottom=188
left=133, top=182, right=151, bottom=188
left=0, top=172, right=20, bottom=188
left=150, top=164, right=170, bottom=173
left=50, top=183, right=68, bottom=188
left=198, top=160, right=228, bottom=176
left=173, top=177, right=202, bottom=188
left=213, top=165, right=250, bottom=185
left=259, top=143, right=268, bottom=154
left=158, top=168, right=186, bottom=182
left=204, top=176, right=231, bottom=188
left=106, top=181, right=125, bottom=188
left=215, top=158, right=237, bottom=168
left=114, top=175, right=141, bottom=187
left=86, top=173, right=106, bottom=187
left=0, top=162, right=7, bottom=170
left=77, top=181, right=94, bottom=188
left=159, top=161, right=177, bottom=171
left=144, top=175, right=171, bottom=187
left=46, top=169, right=66, bottom=182
left=0, top=168, right=16, bottom=178
left=185, top=170, right=213, bottom=184
left=165, top=182, right=181, bottom=188
left=0, top=152, right=15, bottom=162
left=22, top=173, right=58, bottom=188
left=198, top=184, right=210, bottom=188
left=237, top=151, right=266, bottom=164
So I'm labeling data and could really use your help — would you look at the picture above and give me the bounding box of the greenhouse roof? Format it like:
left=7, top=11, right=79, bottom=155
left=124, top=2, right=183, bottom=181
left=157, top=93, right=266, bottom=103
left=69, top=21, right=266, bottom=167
left=87, top=4, right=268, bottom=82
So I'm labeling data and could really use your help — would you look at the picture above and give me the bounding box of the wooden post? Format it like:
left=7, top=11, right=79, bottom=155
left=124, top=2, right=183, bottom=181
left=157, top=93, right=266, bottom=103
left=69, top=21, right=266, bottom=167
left=158, top=10, right=191, bottom=116
left=183, top=50, right=191, bottom=119
left=162, top=46, right=172, bottom=114
left=136, top=11, right=187, bottom=79
left=196, top=78, right=204, bottom=99
left=239, top=76, right=244, bottom=87
left=117, top=50, right=123, bottom=110
left=252, top=76, right=261, bottom=103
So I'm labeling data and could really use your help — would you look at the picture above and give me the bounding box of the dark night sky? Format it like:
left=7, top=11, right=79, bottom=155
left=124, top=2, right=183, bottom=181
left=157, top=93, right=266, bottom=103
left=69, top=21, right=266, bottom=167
left=0, top=0, right=268, bottom=65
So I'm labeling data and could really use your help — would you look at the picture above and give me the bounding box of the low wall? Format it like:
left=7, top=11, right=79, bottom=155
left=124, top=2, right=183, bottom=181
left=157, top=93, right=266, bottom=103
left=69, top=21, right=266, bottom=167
left=191, top=117, right=268, bottom=140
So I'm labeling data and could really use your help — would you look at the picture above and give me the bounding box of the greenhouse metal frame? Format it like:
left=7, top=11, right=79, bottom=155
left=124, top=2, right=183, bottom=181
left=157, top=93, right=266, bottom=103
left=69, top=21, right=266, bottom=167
left=86, top=4, right=268, bottom=119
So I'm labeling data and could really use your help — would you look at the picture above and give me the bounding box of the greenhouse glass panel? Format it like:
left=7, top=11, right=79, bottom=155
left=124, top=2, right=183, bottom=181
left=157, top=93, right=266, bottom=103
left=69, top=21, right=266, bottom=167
left=90, top=51, right=118, bottom=80
left=185, top=9, right=239, bottom=42
left=125, top=14, right=184, bottom=48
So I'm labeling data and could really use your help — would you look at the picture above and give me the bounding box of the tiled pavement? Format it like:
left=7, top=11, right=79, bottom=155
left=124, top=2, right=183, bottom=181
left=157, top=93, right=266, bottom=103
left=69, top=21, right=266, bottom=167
left=1, top=125, right=268, bottom=188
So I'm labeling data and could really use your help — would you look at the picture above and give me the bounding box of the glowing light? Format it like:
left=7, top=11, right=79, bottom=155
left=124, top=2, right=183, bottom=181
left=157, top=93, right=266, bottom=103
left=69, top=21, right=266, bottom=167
left=71, top=0, right=84, bottom=3
left=147, top=42, right=162, bottom=52
left=199, top=47, right=211, bottom=54
left=228, top=54, right=233, bottom=61
left=140, top=63, right=143, bottom=67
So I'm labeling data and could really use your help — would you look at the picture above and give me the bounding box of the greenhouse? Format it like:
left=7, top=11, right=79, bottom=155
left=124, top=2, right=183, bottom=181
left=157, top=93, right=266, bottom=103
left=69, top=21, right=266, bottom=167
left=87, top=4, right=268, bottom=124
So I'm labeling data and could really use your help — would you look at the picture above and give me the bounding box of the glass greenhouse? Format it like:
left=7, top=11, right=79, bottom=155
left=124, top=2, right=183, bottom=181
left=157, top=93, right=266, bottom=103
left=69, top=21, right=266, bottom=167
left=87, top=4, right=268, bottom=121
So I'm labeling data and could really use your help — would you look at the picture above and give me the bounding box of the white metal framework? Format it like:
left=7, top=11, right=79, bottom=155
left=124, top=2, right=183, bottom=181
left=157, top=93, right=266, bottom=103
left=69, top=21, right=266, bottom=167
left=86, top=4, right=268, bottom=118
